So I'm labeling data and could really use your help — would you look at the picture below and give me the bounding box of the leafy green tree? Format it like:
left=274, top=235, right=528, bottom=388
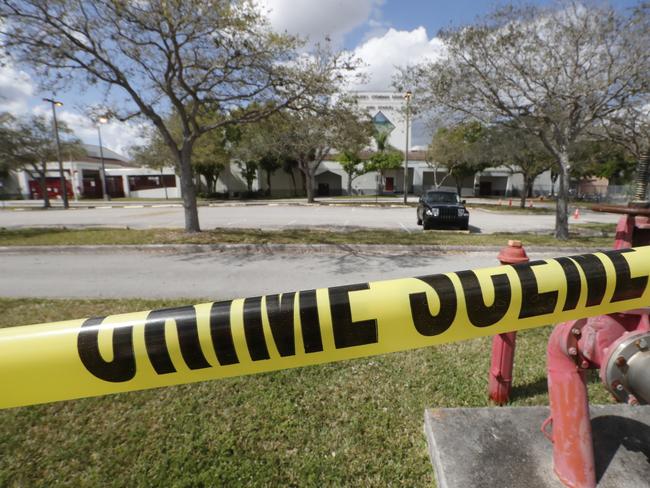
left=280, top=154, right=300, bottom=197
left=484, top=126, right=554, bottom=207
left=258, top=154, right=281, bottom=196
left=334, top=113, right=373, bottom=195
left=570, top=139, right=636, bottom=186
left=237, top=160, right=258, bottom=193
left=363, top=134, right=403, bottom=195
left=0, top=114, right=82, bottom=208
left=337, top=151, right=367, bottom=195
left=1, top=0, right=351, bottom=232
left=273, top=99, right=370, bottom=202
left=231, top=111, right=284, bottom=196
left=426, top=122, right=488, bottom=195
left=131, top=112, right=233, bottom=196
left=592, top=101, right=650, bottom=200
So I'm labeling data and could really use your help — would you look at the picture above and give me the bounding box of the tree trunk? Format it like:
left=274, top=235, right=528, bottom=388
left=211, top=173, right=219, bottom=193
left=298, top=168, right=307, bottom=198
left=266, top=170, right=272, bottom=197
left=555, top=152, right=570, bottom=240
left=289, top=170, right=297, bottom=197
left=455, top=176, right=462, bottom=196
left=347, top=171, right=353, bottom=195
left=520, top=176, right=529, bottom=209
left=178, top=144, right=201, bottom=233
left=305, top=169, right=316, bottom=203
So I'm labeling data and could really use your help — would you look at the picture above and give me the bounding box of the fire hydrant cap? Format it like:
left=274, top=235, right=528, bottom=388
left=498, top=240, right=530, bottom=264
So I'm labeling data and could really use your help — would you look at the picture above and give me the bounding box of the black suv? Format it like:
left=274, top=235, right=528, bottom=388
left=416, top=190, right=469, bottom=230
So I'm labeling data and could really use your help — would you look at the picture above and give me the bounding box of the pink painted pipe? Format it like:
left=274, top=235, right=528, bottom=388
left=546, top=321, right=596, bottom=488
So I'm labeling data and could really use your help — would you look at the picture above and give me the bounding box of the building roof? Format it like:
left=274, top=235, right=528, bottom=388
left=82, top=144, right=129, bottom=162
left=67, top=144, right=136, bottom=168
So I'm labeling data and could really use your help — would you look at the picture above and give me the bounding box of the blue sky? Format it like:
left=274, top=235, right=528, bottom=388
left=344, top=0, right=644, bottom=48
left=0, top=0, right=644, bottom=153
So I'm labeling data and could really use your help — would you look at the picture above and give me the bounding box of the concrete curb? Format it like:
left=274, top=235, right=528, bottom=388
left=0, top=243, right=607, bottom=256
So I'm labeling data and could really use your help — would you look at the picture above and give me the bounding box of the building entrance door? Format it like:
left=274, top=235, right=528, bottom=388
left=385, top=177, right=394, bottom=192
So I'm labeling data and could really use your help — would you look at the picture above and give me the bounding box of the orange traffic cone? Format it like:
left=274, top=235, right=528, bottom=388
left=508, top=199, right=512, bottom=207
left=529, top=201, right=533, bottom=208
left=573, top=208, right=580, bottom=220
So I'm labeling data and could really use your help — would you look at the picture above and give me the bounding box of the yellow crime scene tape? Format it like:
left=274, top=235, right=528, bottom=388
left=1, top=247, right=649, bottom=409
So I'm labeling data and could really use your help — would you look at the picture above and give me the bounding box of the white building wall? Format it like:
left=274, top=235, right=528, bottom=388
left=352, top=91, right=411, bottom=152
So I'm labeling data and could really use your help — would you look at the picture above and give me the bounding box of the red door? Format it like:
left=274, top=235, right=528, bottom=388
left=29, top=178, right=73, bottom=199
left=385, top=177, right=394, bottom=192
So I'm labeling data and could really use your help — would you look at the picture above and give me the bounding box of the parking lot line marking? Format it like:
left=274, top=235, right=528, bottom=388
left=399, top=222, right=411, bottom=233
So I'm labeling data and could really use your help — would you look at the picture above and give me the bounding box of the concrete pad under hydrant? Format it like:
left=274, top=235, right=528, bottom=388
left=424, top=405, right=650, bottom=488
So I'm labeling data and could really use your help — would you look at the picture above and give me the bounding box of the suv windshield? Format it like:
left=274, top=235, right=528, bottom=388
left=424, top=192, right=460, bottom=204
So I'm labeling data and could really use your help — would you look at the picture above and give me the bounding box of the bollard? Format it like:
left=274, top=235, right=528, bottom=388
left=488, top=240, right=530, bottom=405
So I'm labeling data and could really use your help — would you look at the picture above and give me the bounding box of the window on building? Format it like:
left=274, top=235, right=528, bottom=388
left=128, top=175, right=176, bottom=190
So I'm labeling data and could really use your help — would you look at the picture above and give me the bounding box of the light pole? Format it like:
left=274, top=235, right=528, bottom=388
left=403, top=90, right=412, bottom=204
left=96, top=116, right=110, bottom=201
left=43, top=97, right=68, bottom=208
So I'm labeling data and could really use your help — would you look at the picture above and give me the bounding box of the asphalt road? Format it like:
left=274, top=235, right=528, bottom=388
left=0, top=203, right=619, bottom=233
left=1, top=247, right=574, bottom=300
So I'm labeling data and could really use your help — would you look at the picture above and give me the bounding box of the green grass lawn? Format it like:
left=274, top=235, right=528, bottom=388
left=0, top=298, right=613, bottom=487
left=0, top=226, right=614, bottom=248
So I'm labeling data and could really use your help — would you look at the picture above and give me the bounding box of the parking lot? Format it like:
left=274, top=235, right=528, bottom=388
left=0, top=203, right=619, bottom=233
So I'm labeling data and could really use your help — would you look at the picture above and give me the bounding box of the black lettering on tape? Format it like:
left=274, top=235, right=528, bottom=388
left=265, top=293, right=296, bottom=357
left=299, top=290, right=324, bottom=353
left=209, top=301, right=239, bottom=365
left=515, top=261, right=558, bottom=318
left=409, top=275, right=457, bottom=336
left=603, top=249, right=648, bottom=302
left=329, top=283, right=378, bottom=348
left=145, top=306, right=211, bottom=374
left=573, top=254, right=607, bottom=307
left=556, top=257, right=581, bottom=311
left=243, top=297, right=271, bottom=361
left=78, top=316, right=136, bottom=382
left=457, top=271, right=511, bottom=327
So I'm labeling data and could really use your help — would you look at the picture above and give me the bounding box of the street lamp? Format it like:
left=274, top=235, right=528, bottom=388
left=42, top=97, right=68, bottom=209
left=403, top=90, right=412, bottom=204
left=96, top=116, right=110, bottom=201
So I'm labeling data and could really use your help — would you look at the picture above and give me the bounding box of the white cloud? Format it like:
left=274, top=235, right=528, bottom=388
left=0, top=55, right=142, bottom=157
left=31, top=105, right=145, bottom=159
left=350, top=27, right=444, bottom=91
left=0, top=57, right=34, bottom=115
left=257, top=0, right=381, bottom=44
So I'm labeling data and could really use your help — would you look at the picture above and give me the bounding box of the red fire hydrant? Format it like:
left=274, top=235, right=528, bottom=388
left=488, top=240, right=529, bottom=405
left=544, top=205, right=650, bottom=488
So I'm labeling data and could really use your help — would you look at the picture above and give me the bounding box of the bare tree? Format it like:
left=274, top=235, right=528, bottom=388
left=0, top=0, right=349, bottom=232
left=399, top=1, right=650, bottom=238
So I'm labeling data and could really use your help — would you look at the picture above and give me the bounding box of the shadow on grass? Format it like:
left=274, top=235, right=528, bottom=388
left=510, top=377, right=548, bottom=402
